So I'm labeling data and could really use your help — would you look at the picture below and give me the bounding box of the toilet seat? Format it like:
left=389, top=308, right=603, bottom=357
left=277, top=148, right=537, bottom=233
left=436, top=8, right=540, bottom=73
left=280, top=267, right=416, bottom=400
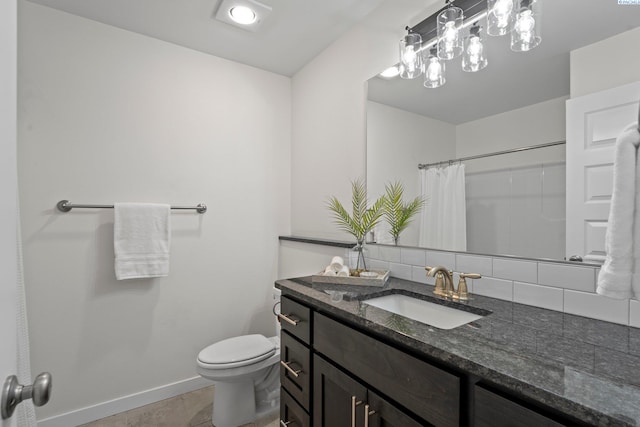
left=197, top=334, right=276, bottom=369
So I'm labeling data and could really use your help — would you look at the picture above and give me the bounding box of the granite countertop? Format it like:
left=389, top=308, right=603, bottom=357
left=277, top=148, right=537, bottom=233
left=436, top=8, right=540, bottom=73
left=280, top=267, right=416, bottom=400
left=276, top=276, right=640, bottom=427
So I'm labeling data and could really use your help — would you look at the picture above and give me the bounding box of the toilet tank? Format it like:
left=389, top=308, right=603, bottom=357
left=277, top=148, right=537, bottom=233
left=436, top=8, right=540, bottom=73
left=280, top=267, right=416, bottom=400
left=272, top=287, right=281, bottom=335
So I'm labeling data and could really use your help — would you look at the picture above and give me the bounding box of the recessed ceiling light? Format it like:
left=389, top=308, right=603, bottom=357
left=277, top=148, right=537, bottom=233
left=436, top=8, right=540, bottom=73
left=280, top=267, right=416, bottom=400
left=229, top=6, right=257, bottom=25
left=214, top=0, right=272, bottom=32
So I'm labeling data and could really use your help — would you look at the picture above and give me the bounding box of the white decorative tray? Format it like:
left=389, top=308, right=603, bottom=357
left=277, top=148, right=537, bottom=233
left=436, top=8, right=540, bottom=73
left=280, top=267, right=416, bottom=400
left=311, top=269, right=390, bottom=287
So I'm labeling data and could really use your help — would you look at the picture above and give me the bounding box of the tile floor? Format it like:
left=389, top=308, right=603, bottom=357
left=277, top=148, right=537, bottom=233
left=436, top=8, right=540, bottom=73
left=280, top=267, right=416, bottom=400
left=78, top=386, right=279, bottom=427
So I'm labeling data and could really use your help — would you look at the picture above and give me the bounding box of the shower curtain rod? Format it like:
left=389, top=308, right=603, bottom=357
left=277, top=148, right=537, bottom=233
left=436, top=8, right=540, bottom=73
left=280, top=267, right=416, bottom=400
left=56, top=200, right=207, bottom=214
left=418, top=140, right=566, bottom=170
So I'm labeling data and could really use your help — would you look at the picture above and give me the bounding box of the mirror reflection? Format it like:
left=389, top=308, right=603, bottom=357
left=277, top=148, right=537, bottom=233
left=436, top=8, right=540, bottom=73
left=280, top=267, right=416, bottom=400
left=366, top=0, right=640, bottom=261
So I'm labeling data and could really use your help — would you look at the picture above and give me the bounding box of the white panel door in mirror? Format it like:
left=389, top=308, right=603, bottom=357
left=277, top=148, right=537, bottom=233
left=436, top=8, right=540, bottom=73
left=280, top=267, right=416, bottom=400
left=566, top=80, right=640, bottom=262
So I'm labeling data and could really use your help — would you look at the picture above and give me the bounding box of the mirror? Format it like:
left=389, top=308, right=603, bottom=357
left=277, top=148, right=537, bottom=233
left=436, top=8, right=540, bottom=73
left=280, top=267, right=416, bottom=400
left=366, top=0, right=640, bottom=261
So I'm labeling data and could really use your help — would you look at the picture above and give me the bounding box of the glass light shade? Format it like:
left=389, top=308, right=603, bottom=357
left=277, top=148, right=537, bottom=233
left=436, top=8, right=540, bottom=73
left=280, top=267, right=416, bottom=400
left=424, top=48, right=446, bottom=88
left=487, top=0, right=514, bottom=36
left=462, top=25, right=488, bottom=72
left=437, top=6, right=464, bottom=60
left=399, top=33, right=423, bottom=79
left=511, top=0, right=541, bottom=52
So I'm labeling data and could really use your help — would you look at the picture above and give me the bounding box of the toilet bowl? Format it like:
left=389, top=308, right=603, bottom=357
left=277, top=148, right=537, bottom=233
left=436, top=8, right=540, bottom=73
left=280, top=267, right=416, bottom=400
left=196, top=289, right=281, bottom=427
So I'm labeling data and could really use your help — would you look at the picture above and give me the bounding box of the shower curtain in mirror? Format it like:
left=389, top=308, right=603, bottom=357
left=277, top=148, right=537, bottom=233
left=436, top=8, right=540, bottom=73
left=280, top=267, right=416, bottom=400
left=419, top=164, right=467, bottom=251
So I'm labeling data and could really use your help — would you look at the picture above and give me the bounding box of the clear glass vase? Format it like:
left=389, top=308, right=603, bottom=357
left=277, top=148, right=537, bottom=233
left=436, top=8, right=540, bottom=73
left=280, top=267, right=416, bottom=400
left=351, top=240, right=367, bottom=271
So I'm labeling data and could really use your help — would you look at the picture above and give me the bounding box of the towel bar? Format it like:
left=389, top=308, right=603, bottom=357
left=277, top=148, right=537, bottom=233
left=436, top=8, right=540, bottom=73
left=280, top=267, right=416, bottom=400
left=56, top=200, right=207, bottom=214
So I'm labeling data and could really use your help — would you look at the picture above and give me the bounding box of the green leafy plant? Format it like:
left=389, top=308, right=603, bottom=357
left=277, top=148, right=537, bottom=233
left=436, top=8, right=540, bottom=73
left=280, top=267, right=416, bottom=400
left=327, top=178, right=385, bottom=270
left=382, top=181, right=425, bottom=245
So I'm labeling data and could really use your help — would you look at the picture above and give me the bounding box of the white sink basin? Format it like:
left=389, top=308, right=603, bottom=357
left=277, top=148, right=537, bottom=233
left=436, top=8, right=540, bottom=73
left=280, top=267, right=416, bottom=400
left=363, top=294, right=485, bottom=330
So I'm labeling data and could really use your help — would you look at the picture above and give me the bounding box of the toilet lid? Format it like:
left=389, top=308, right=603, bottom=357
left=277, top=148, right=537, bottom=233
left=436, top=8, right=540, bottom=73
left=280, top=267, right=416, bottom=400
left=198, top=334, right=276, bottom=367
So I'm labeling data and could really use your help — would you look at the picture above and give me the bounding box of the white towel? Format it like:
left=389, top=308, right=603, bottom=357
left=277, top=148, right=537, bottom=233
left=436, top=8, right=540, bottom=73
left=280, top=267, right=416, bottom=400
left=597, top=123, right=640, bottom=299
left=114, top=203, right=171, bottom=280
left=330, top=256, right=344, bottom=272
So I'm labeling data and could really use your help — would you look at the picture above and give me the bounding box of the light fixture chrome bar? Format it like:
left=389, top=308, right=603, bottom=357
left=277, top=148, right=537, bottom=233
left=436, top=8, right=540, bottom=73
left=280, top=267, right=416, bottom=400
left=56, top=200, right=207, bottom=213
left=418, top=140, right=566, bottom=169
left=410, top=0, right=486, bottom=43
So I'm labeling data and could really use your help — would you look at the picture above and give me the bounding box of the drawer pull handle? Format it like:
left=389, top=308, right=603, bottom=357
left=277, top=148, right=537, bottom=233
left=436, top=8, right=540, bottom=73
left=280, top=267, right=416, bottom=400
left=280, top=421, right=294, bottom=427
left=364, top=404, right=376, bottom=427
left=278, top=313, right=300, bottom=326
left=280, top=360, right=302, bottom=378
left=351, top=396, right=363, bottom=427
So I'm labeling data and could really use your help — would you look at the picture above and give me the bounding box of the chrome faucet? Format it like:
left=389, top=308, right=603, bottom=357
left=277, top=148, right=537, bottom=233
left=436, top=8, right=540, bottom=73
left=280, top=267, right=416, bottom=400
left=425, top=266, right=481, bottom=301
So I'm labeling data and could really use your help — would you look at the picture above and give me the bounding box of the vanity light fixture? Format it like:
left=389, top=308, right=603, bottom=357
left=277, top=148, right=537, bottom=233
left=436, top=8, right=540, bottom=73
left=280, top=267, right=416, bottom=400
left=487, top=0, right=513, bottom=36
left=510, top=0, right=541, bottom=52
left=437, top=3, right=464, bottom=60
left=462, top=23, right=488, bottom=72
left=399, top=31, right=423, bottom=79
left=424, top=48, right=446, bottom=88
left=398, top=0, right=541, bottom=87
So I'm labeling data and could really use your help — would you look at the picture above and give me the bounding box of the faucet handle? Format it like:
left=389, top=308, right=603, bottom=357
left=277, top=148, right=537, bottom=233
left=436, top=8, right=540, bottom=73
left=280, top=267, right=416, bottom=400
left=456, top=273, right=481, bottom=301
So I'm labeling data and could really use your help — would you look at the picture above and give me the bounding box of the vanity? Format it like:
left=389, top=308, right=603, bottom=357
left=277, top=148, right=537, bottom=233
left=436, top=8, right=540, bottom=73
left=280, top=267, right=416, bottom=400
left=276, top=276, right=640, bottom=427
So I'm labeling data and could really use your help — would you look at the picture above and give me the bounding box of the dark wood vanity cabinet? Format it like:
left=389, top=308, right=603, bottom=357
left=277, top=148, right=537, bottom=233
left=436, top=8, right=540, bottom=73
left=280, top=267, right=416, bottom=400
left=279, top=293, right=580, bottom=427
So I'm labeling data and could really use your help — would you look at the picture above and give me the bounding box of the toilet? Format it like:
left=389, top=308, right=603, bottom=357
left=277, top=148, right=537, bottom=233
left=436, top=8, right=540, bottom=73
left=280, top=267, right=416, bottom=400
left=196, top=288, right=281, bottom=427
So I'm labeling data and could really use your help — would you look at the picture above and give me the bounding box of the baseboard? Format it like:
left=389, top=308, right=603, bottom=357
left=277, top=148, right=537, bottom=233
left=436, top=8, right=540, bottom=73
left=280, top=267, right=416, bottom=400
left=37, top=376, right=212, bottom=427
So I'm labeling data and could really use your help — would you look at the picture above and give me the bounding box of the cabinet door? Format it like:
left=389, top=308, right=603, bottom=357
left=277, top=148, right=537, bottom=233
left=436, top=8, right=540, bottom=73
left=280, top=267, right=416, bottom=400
left=367, top=390, right=426, bottom=427
left=314, top=355, right=367, bottom=427
left=475, top=385, right=567, bottom=427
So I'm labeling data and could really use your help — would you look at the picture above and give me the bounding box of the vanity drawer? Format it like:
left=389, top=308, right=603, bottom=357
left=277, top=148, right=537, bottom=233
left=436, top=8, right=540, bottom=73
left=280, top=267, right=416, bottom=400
left=281, top=387, right=310, bottom=427
left=314, top=313, right=461, bottom=427
left=474, top=385, right=567, bottom=427
left=279, top=296, right=312, bottom=345
left=280, top=330, right=311, bottom=410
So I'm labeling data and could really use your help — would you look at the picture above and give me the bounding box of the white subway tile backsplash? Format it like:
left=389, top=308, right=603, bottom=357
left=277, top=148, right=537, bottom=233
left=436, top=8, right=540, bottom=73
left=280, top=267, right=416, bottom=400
left=631, top=300, right=640, bottom=328
left=366, top=244, right=380, bottom=260
left=368, top=259, right=390, bottom=272
left=455, top=254, right=492, bottom=276
left=473, top=277, right=513, bottom=301
left=360, top=244, right=637, bottom=326
left=538, top=263, right=596, bottom=292
left=426, top=250, right=455, bottom=268
left=389, top=262, right=413, bottom=281
left=379, top=245, right=402, bottom=263
left=411, top=266, right=433, bottom=284
left=493, top=258, right=537, bottom=283
left=564, top=290, right=630, bottom=325
left=401, top=248, right=427, bottom=266
left=513, top=282, right=563, bottom=312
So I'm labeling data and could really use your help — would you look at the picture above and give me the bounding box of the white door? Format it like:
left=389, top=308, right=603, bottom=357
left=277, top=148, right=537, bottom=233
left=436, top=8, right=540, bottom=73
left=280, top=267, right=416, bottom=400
left=566, top=81, right=640, bottom=262
left=1, top=0, right=17, bottom=425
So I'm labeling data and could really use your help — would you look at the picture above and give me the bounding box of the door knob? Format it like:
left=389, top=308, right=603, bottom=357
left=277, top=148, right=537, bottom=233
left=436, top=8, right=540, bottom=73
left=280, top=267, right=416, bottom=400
left=1, top=372, right=52, bottom=419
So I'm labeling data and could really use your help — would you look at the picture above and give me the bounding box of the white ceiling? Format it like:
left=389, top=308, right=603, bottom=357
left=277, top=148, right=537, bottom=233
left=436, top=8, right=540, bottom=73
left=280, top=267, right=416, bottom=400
left=24, top=0, right=386, bottom=76
left=368, top=1, right=640, bottom=124
left=22, top=0, right=640, bottom=124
